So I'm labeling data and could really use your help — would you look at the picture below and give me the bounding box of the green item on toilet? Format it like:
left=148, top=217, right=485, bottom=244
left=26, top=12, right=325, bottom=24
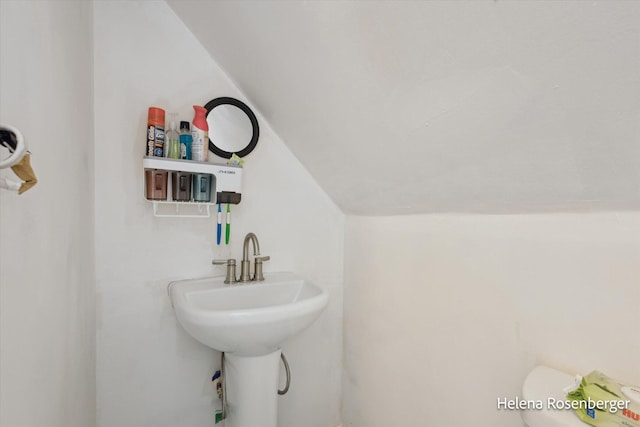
left=566, top=371, right=640, bottom=427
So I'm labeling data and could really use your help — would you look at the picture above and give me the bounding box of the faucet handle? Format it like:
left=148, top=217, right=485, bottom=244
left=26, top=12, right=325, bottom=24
left=254, top=256, right=270, bottom=281
left=212, top=258, right=236, bottom=266
left=212, top=258, right=238, bottom=284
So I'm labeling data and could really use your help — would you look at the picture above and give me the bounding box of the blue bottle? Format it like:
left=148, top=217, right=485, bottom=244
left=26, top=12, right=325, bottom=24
left=179, top=121, right=193, bottom=160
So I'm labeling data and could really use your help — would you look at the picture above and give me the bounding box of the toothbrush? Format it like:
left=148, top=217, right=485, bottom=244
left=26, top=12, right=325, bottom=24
left=225, top=204, right=231, bottom=245
left=216, top=203, right=222, bottom=245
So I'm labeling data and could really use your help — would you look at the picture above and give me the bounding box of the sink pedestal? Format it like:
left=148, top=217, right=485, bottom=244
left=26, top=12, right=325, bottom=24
left=169, top=272, right=328, bottom=426
left=225, top=350, right=282, bottom=427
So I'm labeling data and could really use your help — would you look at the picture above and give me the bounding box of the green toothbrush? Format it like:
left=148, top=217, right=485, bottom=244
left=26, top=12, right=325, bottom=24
left=225, top=204, right=231, bottom=245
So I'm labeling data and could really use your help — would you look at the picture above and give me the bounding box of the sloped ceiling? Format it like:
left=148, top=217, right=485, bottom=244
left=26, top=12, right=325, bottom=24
left=168, top=0, right=640, bottom=215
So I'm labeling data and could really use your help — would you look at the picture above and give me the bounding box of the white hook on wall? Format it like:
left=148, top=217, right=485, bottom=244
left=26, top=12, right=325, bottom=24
left=0, top=124, right=37, bottom=193
left=0, top=124, right=27, bottom=169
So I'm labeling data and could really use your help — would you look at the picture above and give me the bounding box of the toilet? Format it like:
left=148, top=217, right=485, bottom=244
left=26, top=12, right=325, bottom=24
left=521, top=365, right=587, bottom=427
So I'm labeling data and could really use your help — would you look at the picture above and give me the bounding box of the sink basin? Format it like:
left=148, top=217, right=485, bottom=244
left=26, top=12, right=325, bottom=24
left=169, top=272, right=328, bottom=356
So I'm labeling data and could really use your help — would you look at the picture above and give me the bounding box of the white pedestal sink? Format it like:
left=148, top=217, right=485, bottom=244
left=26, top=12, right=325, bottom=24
left=169, top=272, right=328, bottom=427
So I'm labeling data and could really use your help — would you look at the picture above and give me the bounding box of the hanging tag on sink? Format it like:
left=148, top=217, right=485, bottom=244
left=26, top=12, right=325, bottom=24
left=212, top=370, right=225, bottom=423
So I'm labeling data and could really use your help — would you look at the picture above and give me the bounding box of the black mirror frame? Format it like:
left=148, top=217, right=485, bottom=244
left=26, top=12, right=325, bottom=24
left=204, top=97, right=260, bottom=159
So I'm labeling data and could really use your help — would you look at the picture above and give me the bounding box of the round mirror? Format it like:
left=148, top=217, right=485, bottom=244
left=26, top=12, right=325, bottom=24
left=205, top=97, right=259, bottom=159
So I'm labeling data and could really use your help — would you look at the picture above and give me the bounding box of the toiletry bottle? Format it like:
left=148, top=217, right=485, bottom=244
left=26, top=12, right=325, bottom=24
left=191, top=105, right=209, bottom=162
left=179, top=121, right=192, bottom=160
left=166, top=121, right=180, bottom=159
left=146, top=107, right=165, bottom=157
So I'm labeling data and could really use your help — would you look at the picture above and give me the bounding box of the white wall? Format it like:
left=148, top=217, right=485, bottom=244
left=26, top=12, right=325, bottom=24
left=93, top=2, right=344, bottom=427
left=0, top=1, right=95, bottom=426
left=343, top=213, right=639, bottom=427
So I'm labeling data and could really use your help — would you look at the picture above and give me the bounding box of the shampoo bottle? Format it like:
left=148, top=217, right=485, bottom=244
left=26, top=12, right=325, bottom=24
left=191, top=106, right=209, bottom=162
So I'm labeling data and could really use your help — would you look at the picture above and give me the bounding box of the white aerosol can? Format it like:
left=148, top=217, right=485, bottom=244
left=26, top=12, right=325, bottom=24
left=191, top=105, right=209, bottom=162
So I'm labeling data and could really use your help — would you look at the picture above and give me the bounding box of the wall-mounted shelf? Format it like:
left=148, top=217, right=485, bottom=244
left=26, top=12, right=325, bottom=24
left=142, top=156, right=242, bottom=218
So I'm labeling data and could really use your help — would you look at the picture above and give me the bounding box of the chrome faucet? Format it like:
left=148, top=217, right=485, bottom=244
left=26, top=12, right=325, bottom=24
left=239, top=232, right=270, bottom=282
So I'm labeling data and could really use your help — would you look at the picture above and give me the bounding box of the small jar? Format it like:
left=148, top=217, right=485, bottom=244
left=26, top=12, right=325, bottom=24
left=172, top=171, right=192, bottom=202
left=192, top=173, right=213, bottom=202
left=144, top=169, right=168, bottom=200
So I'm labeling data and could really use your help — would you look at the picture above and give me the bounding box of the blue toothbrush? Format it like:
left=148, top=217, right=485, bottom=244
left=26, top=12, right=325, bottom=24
left=216, top=203, right=222, bottom=245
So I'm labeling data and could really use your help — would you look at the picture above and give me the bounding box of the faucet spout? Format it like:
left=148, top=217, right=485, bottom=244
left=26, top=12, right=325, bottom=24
left=243, top=232, right=260, bottom=260
left=240, top=232, right=260, bottom=282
